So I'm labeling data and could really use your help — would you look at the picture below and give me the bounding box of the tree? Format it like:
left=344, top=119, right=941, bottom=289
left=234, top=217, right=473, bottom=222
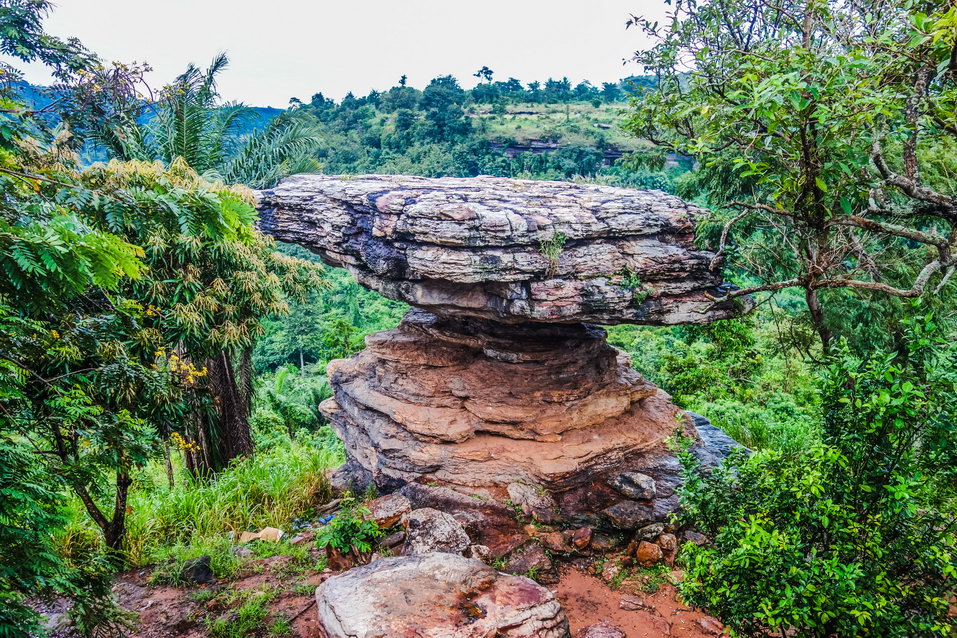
left=0, top=1, right=173, bottom=630
left=78, top=159, right=322, bottom=475
left=626, top=0, right=957, bottom=351
left=92, top=53, right=323, bottom=189
left=474, top=65, right=494, bottom=82
left=674, top=307, right=957, bottom=636
left=81, top=55, right=324, bottom=473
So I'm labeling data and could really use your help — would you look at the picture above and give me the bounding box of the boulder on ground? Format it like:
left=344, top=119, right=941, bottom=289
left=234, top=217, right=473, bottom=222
left=507, top=482, right=561, bottom=524
left=181, top=555, right=213, bottom=584
left=502, top=543, right=559, bottom=585
left=364, top=492, right=411, bottom=529
left=315, top=552, right=570, bottom=637
left=403, top=507, right=471, bottom=556
left=576, top=622, right=626, bottom=638
left=636, top=541, right=664, bottom=566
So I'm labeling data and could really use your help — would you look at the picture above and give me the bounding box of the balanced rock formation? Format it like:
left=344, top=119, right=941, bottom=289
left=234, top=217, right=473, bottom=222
left=257, top=174, right=745, bottom=325
left=256, top=174, right=750, bottom=527
left=315, top=552, right=570, bottom=638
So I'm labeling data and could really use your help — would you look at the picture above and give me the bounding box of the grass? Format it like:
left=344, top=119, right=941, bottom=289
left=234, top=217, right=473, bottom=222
left=57, top=435, right=343, bottom=567
left=150, top=536, right=242, bottom=585
left=268, top=617, right=292, bottom=636
left=206, top=588, right=275, bottom=638
left=471, top=102, right=642, bottom=149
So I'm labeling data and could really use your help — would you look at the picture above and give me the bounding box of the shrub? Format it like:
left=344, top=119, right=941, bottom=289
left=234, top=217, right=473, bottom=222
left=315, top=495, right=384, bottom=556
left=674, top=311, right=957, bottom=637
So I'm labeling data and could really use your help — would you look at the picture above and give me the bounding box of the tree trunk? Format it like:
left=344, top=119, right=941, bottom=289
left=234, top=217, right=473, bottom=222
left=103, top=471, right=132, bottom=557
left=164, top=443, right=174, bottom=490
left=299, top=348, right=305, bottom=376
left=204, top=350, right=254, bottom=469
left=75, top=470, right=131, bottom=563
left=805, top=287, right=831, bottom=354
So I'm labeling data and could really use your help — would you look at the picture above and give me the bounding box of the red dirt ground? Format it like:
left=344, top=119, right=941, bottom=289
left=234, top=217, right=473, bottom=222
left=41, top=554, right=725, bottom=637
left=555, top=565, right=725, bottom=637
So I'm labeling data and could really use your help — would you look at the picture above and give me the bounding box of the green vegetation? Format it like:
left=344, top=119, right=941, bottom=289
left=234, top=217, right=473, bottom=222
left=626, top=0, right=957, bottom=354
left=314, top=494, right=384, bottom=557
left=1, top=0, right=955, bottom=636
left=291, top=72, right=678, bottom=184
left=205, top=588, right=275, bottom=638
left=674, top=310, right=957, bottom=636
left=626, top=0, right=957, bottom=635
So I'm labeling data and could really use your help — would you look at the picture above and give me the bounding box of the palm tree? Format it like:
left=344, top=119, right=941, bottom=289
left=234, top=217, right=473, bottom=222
left=93, top=53, right=324, bottom=475
left=97, top=52, right=322, bottom=188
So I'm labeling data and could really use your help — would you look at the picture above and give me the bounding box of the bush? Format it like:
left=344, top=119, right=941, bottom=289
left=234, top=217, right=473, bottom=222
left=315, top=495, right=384, bottom=556
left=674, top=312, right=957, bottom=637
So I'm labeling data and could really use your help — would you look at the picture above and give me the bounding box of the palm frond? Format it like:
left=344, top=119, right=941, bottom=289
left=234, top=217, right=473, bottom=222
left=218, top=113, right=323, bottom=188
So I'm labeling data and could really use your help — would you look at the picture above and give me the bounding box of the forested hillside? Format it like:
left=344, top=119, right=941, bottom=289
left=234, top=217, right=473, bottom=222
left=287, top=73, right=673, bottom=183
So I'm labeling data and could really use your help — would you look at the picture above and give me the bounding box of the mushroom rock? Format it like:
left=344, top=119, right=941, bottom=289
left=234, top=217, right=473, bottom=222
left=255, top=174, right=751, bottom=524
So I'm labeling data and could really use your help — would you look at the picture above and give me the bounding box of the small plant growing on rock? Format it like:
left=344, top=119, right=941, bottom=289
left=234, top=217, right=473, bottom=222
left=538, top=231, right=567, bottom=277
left=315, top=495, right=384, bottom=564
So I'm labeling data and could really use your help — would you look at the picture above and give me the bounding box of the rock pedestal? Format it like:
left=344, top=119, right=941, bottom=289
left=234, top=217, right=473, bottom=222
left=256, top=174, right=750, bottom=527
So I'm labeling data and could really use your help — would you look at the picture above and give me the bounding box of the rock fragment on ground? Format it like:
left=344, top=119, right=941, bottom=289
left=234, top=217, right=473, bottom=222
left=314, top=552, right=570, bottom=637
left=403, top=507, right=471, bottom=555
left=575, top=621, right=626, bottom=638
left=636, top=541, right=664, bottom=566
left=180, top=556, right=213, bottom=584
left=364, top=492, right=411, bottom=528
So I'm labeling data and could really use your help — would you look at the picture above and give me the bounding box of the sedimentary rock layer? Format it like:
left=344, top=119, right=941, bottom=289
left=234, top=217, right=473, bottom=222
left=321, top=309, right=684, bottom=494
left=256, top=174, right=748, bottom=325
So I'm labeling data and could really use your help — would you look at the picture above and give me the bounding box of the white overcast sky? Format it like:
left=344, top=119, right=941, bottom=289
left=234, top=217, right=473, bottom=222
left=14, top=0, right=668, bottom=108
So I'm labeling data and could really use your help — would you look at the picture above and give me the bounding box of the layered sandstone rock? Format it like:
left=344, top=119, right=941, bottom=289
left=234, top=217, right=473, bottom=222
left=255, top=174, right=749, bottom=528
left=256, top=174, right=747, bottom=325
left=323, top=309, right=682, bottom=498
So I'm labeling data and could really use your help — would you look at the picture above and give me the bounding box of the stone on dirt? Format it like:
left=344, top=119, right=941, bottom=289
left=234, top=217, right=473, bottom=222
left=364, top=492, right=412, bottom=529
left=181, top=555, right=213, bottom=584
left=403, top=508, right=471, bottom=556
left=636, top=541, right=664, bottom=566
left=576, top=621, right=626, bottom=638
left=315, top=552, right=570, bottom=637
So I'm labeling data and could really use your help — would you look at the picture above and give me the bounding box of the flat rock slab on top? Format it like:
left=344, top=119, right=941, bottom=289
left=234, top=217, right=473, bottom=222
left=256, top=174, right=749, bottom=325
